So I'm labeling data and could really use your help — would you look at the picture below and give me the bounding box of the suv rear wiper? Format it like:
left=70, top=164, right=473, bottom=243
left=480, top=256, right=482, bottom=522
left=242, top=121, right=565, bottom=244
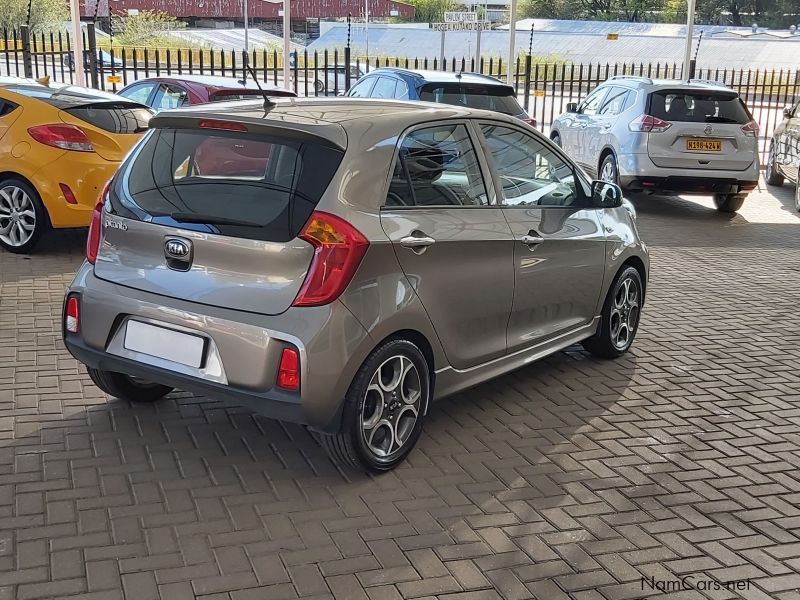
left=704, top=116, right=739, bottom=124
left=169, top=212, right=261, bottom=227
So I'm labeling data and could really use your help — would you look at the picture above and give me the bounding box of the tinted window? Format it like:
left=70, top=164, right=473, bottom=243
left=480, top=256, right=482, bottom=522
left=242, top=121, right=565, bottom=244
left=649, top=90, right=751, bottom=124
left=395, top=79, right=410, bottom=100
left=387, top=124, right=488, bottom=207
left=348, top=77, right=376, bottom=97
left=481, top=124, right=582, bottom=207
left=599, top=87, right=629, bottom=116
left=420, top=83, right=523, bottom=115
left=118, top=128, right=344, bottom=242
left=0, top=100, right=17, bottom=117
left=64, top=104, right=151, bottom=134
left=371, top=77, right=398, bottom=99
left=580, top=87, right=608, bottom=116
left=120, top=83, right=156, bottom=105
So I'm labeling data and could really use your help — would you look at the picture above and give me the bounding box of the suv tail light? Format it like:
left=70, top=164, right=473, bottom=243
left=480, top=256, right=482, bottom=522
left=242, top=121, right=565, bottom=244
left=293, top=211, right=369, bottom=307
left=741, top=120, right=759, bottom=137
left=65, top=295, right=80, bottom=334
left=28, top=124, right=94, bottom=152
left=86, top=181, right=111, bottom=264
left=276, top=347, right=300, bottom=391
left=629, top=114, right=672, bottom=133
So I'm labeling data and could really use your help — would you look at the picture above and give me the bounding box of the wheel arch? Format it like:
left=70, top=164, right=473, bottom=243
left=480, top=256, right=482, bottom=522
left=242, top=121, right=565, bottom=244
left=598, top=146, right=617, bottom=172
left=620, top=255, right=647, bottom=299
left=0, top=171, right=51, bottom=226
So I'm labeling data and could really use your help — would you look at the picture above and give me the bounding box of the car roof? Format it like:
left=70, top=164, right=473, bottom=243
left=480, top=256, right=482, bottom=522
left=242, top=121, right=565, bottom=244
left=125, top=74, right=291, bottom=94
left=0, top=82, right=142, bottom=106
left=367, top=68, right=512, bottom=88
left=602, top=76, right=736, bottom=93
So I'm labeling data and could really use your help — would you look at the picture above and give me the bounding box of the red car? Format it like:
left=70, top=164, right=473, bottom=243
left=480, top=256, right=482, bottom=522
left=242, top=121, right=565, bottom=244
left=118, top=74, right=296, bottom=110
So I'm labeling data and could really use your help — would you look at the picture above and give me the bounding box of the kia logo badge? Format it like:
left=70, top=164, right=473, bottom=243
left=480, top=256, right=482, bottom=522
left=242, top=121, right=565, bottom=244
left=164, top=238, right=191, bottom=260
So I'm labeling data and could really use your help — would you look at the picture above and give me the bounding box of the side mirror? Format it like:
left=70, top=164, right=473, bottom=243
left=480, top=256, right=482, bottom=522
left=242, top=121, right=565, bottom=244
left=592, top=180, right=623, bottom=208
left=566, top=102, right=579, bottom=113
left=784, top=106, right=794, bottom=119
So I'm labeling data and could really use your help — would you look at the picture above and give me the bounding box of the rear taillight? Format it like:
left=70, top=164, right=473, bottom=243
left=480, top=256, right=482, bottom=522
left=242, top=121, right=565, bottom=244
left=629, top=114, right=672, bottom=133
left=741, top=120, right=759, bottom=137
left=86, top=181, right=110, bottom=264
left=276, top=347, right=300, bottom=391
left=28, top=124, right=94, bottom=152
left=293, top=211, right=369, bottom=307
left=198, top=119, right=248, bottom=132
left=65, top=296, right=80, bottom=334
left=523, top=117, right=538, bottom=127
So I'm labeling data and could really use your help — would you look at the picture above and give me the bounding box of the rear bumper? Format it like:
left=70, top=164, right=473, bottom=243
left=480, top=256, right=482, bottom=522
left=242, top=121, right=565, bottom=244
left=63, top=263, right=373, bottom=431
left=617, top=153, right=759, bottom=195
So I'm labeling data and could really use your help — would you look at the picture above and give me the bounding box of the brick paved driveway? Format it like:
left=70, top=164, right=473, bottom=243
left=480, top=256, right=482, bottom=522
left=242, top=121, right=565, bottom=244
left=1, top=183, right=799, bottom=600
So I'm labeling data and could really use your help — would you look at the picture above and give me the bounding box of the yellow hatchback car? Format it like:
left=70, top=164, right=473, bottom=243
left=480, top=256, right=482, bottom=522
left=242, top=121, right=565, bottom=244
left=0, top=78, right=152, bottom=253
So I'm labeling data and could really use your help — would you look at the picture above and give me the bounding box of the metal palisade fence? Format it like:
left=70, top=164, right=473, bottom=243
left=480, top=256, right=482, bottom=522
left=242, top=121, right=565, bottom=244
left=2, top=25, right=798, bottom=167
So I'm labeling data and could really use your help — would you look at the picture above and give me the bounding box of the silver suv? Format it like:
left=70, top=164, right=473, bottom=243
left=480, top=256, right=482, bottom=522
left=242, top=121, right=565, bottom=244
left=63, top=98, right=648, bottom=471
left=551, top=77, right=760, bottom=213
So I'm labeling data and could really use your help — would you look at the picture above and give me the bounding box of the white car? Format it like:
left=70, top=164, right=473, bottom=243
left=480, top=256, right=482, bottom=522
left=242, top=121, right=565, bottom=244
left=551, top=77, right=760, bottom=213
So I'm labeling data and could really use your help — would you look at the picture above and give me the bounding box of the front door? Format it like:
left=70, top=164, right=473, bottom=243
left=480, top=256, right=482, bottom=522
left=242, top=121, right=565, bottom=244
left=379, top=122, right=515, bottom=369
left=571, top=86, right=609, bottom=170
left=477, top=122, right=607, bottom=353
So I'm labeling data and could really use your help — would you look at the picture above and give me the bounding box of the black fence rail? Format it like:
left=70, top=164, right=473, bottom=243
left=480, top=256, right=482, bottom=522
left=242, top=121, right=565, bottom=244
left=2, top=25, right=798, bottom=167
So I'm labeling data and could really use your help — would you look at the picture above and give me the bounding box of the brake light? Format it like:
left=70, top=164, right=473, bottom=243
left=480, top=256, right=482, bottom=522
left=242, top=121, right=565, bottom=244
left=198, top=119, right=248, bottom=132
left=629, top=114, right=672, bottom=133
left=741, top=120, right=759, bottom=137
left=86, top=181, right=110, bottom=264
left=28, top=124, right=94, bottom=152
left=293, top=211, right=369, bottom=307
left=276, top=347, right=300, bottom=391
left=65, top=296, right=79, bottom=334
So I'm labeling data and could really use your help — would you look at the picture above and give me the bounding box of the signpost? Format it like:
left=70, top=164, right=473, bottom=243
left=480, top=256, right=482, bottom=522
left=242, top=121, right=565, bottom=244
left=433, top=13, right=491, bottom=67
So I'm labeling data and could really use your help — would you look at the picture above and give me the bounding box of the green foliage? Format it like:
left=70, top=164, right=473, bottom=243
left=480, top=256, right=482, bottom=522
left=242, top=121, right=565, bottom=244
left=0, top=0, right=68, bottom=33
left=404, top=0, right=459, bottom=23
left=111, top=10, right=189, bottom=48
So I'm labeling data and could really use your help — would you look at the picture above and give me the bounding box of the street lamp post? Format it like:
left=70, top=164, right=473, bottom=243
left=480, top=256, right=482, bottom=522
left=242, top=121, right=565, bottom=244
left=282, top=0, right=291, bottom=90
left=506, top=0, right=517, bottom=85
left=69, top=0, right=86, bottom=86
left=682, top=0, right=697, bottom=80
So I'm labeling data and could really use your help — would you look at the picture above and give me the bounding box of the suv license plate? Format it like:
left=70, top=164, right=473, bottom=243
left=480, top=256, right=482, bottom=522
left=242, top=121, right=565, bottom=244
left=687, top=139, right=722, bottom=151
left=123, top=320, right=205, bottom=368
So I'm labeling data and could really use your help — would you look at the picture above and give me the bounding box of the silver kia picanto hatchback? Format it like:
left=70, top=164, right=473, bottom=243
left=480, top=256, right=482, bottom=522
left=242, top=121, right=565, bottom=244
left=63, top=97, right=649, bottom=472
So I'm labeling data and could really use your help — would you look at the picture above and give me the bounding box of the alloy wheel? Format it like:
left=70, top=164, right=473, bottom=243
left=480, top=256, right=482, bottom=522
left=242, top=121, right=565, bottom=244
left=601, top=160, right=616, bottom=184
left=609, top=275, right=640, bottom=351
left=361, top=355, right=422, bottom=458
left=0, top=185, right=36, bottom=248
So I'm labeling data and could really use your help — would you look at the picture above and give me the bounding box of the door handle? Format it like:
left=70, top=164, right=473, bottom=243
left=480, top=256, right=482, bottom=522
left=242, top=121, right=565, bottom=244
left=521, top=234, right=545, bottom=246
left=400, top=233, right=436, bottom=254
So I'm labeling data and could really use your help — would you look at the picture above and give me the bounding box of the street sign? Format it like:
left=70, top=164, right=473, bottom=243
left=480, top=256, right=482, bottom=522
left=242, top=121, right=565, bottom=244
left=607, top=33, right=619, bottom=40
left=534, top=89, right=545, bottom=97
left=433, top=21, right=491, bottom=32
left=445, top=11, right=478, bottom=22
left=106, top=75, right=122, bottom=84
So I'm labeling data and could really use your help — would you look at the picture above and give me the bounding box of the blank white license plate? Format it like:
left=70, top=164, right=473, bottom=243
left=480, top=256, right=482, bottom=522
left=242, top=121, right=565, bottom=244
left=123, top=320, right=205, bottom=368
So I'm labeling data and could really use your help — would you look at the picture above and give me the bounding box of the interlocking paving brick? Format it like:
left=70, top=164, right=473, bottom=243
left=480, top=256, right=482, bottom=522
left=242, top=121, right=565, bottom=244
left=2, top=186, right=800, bottom=598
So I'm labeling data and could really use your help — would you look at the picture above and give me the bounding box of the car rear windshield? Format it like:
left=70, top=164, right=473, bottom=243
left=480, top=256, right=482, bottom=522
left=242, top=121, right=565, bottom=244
left=65, top=103, right=152, bottom=134
left=648, top=90, right=752, bottom=124
left=420, top=83, right=524, bottom=115
left=114, top=128, right=344, bottom=242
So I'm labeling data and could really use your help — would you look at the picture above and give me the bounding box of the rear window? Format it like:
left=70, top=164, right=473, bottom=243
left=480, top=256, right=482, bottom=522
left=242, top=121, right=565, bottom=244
left=420, top=83, right=524, bottom=116
left=65, top=103, right=152, bottom=134
left=648, top=90, right=751, bottom=124
left=115, top=128, right=344, bottom=242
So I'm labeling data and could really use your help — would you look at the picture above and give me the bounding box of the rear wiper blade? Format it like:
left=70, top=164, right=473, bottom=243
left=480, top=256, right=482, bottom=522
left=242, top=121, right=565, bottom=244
left=704, top=116, right=739, bottom=123
left=169, top=212, right=261, bottom=227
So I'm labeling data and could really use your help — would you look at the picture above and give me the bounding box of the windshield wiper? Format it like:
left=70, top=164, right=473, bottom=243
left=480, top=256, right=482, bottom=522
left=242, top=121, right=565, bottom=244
left=169, top=212, right=261, bottom=227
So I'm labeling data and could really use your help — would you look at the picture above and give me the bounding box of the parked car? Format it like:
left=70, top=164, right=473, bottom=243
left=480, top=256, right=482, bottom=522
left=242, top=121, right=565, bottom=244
left=63, top=50, right=123, bottom=72
left=63, top=98, right=648, bottom=471
left=314, top=63, right=365, bottom=93
left=550, top=76, right=760, bottom=213
left=118, top=75, right=296, bottom=111
left=765, top=100, right=800, bottom=211
left=0, top=79, right=152, bottom=253
left=347, top=68, right=536, bottom=126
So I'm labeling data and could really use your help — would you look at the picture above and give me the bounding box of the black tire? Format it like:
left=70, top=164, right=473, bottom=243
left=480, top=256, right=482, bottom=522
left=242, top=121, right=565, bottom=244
left=795, top=177, right=800, bottom=213
left=599, top=153, right=619, bottom=185
left=551, top=132, right=561, bottom=147
left=87, top=367, right=173, bottom=403
left=765, top=143, right=785, bottom=186
left=582, top=265, right=643, bottom=359
left=314, top=80, right=325, bottom=93
left=319, top=339, right=430, bottom=473
left=0, top=178, right=50, bottom=254
left=713, top=193, right=746, bottom=213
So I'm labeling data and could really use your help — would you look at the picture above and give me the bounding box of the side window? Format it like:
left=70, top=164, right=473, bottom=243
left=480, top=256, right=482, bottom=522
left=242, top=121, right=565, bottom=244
left=348, top=77, right=376, bottom=97
left=580, top=87, right=608, bottom=116
left=0, top=100, right=18, bottom=117
left=371, top=77, right=398, bottom=99
left=395, top=79, right=410, bottom=100
left=152, top=85, right=188, bottom=110
left=480, top=123, right=582, bottom=208
left=386, top=124, right=488, bottom=207
left=599, top=87, right=629, bottom=116
left=120, top=83, right=156, bottom=106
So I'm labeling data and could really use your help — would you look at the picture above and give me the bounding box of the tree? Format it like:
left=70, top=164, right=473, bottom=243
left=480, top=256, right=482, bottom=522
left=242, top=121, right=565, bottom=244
left=111, top=10, right=187, bottom=47
left=404, top=0, right=458, bottom=23
left=0, top=0, right=68, bottom=33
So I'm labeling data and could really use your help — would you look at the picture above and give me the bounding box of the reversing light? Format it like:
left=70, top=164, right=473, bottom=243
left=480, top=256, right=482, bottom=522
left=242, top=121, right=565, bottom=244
left=276, top=347, right=300, bottom=391
left=65, top=296, right=79, bottom=334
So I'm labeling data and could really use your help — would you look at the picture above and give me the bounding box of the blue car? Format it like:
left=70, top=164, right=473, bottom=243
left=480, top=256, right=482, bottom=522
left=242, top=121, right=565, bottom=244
left=346, top=67, right=536, bottom=126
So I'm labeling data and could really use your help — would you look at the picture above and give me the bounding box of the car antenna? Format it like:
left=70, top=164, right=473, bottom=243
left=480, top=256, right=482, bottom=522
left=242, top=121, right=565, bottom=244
left=245, top=64, right=276, bottom=112
left=456, top=68, right=463, bottom=79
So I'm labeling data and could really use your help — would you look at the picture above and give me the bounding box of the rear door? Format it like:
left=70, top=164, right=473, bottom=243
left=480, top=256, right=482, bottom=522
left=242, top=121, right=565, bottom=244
left=646, top=89, right=757, bottom=171
left=379, top=121, right=515, bottom=369
left=94, top=123, right=346, bottom=316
